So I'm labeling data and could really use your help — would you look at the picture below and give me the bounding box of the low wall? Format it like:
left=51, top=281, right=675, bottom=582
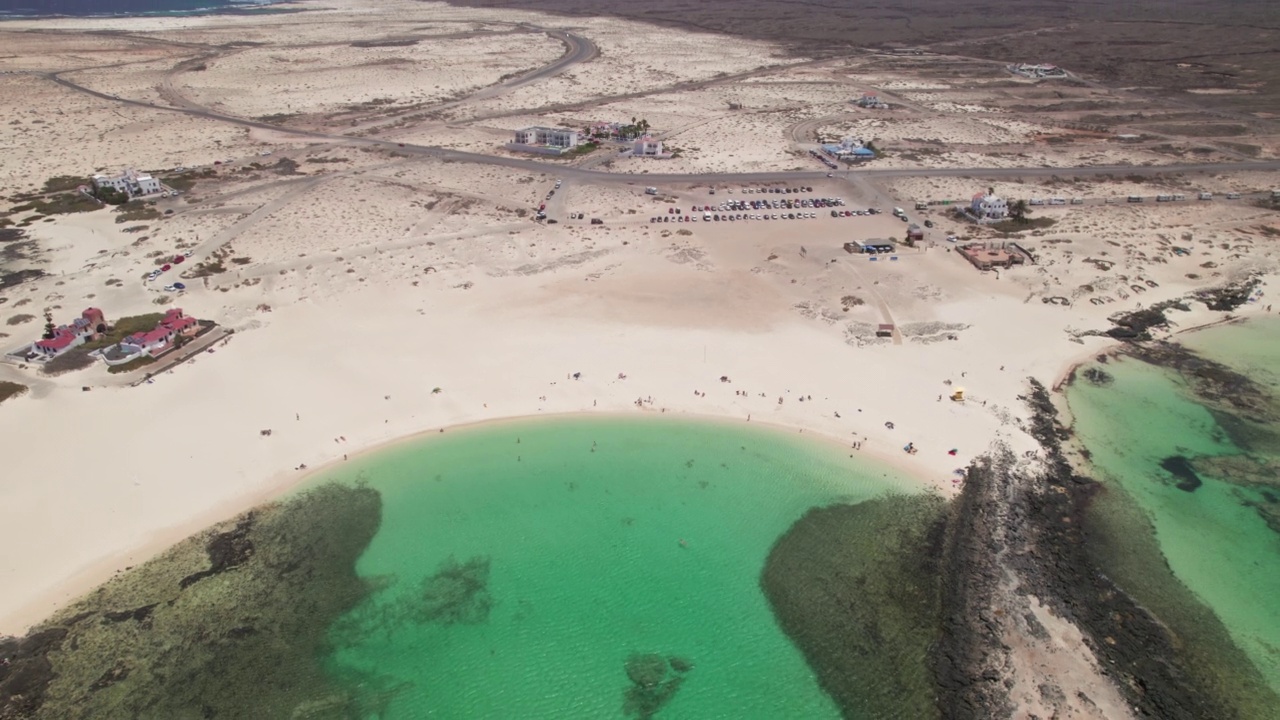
left=505, top=143, right=570, bottom=156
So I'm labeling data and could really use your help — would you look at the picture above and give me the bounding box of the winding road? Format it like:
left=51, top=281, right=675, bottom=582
left=45, top=70, right=1280, bottom=185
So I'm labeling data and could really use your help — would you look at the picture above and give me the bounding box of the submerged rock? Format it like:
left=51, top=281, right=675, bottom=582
left=621, top=653, right=690, bottom=719
left=1081, top=366, right=1113, bottom=386
left=1160, top=456, right=1202, bottom=492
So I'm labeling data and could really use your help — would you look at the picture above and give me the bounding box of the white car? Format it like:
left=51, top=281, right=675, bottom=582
left=163, top=284, right=177, bottom=292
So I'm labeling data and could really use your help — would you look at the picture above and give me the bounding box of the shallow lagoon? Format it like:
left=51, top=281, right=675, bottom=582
left=306, top=416, right=917, bottom=718
left=1067, top=321, right=1280, bottom=696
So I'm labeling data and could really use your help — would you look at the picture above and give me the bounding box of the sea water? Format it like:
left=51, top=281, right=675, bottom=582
left=0, top=0, right=273, bottom=19
left=303, top=416, right=914, bottom=718
left=1066, top=322, right=1280, bottom=695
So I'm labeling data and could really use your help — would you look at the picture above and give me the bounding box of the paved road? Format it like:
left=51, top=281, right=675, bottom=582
left=471, top=26, right=597, bottom=100
left=44, top=69, right=1280, bottom=186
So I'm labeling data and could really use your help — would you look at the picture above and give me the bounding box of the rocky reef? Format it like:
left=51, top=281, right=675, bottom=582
left=1099, top=276, right=1258, bottom=341
left=0, top=482, right=386, bottom=720
left=760, top=494, right=948, bottom=719
left=621, top=653, right=692, bottom=719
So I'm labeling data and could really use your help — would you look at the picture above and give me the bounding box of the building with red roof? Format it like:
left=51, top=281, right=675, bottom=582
left=119, top=308, right=201, bottom=359
left=32, top=308, right=108, bottom=358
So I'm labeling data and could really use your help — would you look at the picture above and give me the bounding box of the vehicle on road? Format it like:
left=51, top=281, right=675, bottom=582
left=1128, top=196, right=1144, bottom=203
left=173, top=282, right=186, bottom=290
left=924, top=219, right=934, bottom=228
left=1226, top=192, right=1242, bottom=199
left=1198, top=193, right=1213, bottom=201
left=590, top=218, right=603, bottom=225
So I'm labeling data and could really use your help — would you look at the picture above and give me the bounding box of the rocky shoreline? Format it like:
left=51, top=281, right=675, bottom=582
left=932, top=374, right=1280, bottom=719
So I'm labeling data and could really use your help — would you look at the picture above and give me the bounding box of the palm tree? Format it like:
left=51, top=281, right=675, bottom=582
left=1010, top=199, right=1029, bottom=223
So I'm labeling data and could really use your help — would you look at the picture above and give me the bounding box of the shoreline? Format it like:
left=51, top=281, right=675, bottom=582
left=6, top=297, right=1266, bottom=638
left=0, top=407, right=943, bottom=637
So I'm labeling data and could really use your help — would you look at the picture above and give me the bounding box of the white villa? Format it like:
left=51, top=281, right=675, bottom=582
left=855, top=92, right=889, bottom=109
left=970, top=192, right=1009, bottom=220
left=631, top=136, right=669, bottom=158
left=91, top=168, right=162, bottom=198
left=510, top=126, right=581, bottom=155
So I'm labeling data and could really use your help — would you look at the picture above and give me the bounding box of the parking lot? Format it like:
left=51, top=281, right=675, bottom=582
left=648, top=185, right=887, bottom=225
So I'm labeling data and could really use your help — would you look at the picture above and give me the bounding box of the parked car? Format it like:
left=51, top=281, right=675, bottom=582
left=173, top=255, right=185, bottom=264
left=173, top=282, right=186, bottom=290
left=590, top=218, right=603, bottom=225
left=163, top=284, right=177, bottom=292
left=161, top=264, right=172, bottom=271
left=923, top=220, right=934, bottom=228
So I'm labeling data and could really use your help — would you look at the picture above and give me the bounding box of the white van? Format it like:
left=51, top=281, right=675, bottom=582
left=892, top=207, right=905, bottom=217
left=644, top=187, right=658, bottom=195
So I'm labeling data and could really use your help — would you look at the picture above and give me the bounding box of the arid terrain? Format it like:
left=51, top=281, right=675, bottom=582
left=1, top=0, right=1278, bottom=717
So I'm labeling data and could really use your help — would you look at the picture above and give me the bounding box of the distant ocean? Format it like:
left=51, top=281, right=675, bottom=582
left=0, top=0, right=277, bottom=18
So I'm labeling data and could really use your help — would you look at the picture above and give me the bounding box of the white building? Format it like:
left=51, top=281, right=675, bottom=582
left=91, top=168, right=162, bottom=198
left=513, top=126, right=580, bottom=149
left=632, top=136, right=665, bottom=157
left=855, top=92, right=888, bottom=109
left=970, top=193, right=1008, bottom=220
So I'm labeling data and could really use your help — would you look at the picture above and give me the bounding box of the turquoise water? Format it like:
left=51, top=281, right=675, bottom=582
left=305, top=416, right=913, bottom=718
left=1066, top=327, right=1280, bottom=694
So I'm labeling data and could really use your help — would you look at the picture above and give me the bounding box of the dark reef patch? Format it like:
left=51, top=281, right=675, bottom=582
left=0, top=482, right=387, bottom=720
left=415, top=555, right=493, bottom=626
left=1160, top=455, right=1202, bottom=492
left=761, top=495, right=947, bottom=720
left=178, top=514, right=256, bottom=589
left=621, top=653, right=690, bottom=719
left=1080, top=366, right=1112, bottom=386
